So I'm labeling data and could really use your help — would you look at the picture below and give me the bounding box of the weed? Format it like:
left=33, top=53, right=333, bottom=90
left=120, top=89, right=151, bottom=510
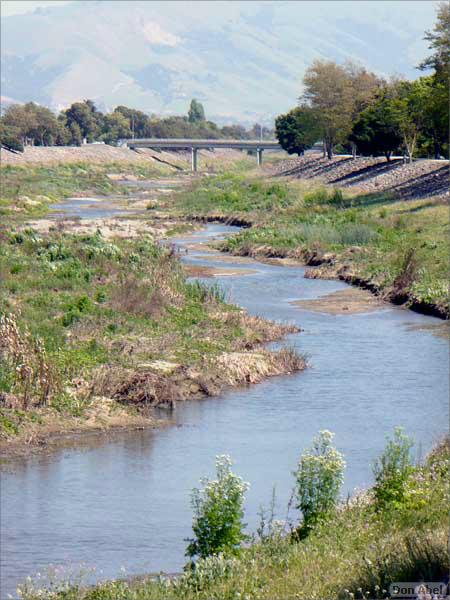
left=186, top=455, right=250, bottom=560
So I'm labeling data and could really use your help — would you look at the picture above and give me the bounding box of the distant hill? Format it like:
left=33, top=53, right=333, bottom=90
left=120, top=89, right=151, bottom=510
left=0, top=0, right=436, bottom=123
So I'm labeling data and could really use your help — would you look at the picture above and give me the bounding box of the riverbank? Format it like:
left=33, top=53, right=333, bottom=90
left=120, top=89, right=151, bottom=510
left=0, top=219, right=304, bottom=457
left=16, top=437, right=449, bottom=600
left=171, top=173, right=449, bottom=319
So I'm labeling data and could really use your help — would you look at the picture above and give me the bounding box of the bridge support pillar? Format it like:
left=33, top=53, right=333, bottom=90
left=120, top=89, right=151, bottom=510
left=257, top=149, right=263, bottom=166
left=191, top=147, right=198, bottom=172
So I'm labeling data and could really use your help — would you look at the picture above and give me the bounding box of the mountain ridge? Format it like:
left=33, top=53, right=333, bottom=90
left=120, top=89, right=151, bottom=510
left=0, top=0, right=436, bottom=122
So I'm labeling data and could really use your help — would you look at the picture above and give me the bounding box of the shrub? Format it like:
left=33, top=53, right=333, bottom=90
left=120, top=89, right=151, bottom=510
left=373, top=427, right=414, bottom=511
left=294, top=430, right=345, bottom=537
left=186, top=455, right=250, bottom=560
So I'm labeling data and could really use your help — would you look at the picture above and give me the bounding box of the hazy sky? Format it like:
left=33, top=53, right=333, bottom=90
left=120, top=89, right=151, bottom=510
left=1, top=0, right=72, bottom=17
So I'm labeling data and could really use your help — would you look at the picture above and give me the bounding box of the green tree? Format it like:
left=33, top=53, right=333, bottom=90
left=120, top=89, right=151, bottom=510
left=54, top=118, right=72, bottom=146
left=62, top=100, right=102, bottom=142
left=2, top=102, right=59, bottom=146
left=388, top=78, right=438, bottom=161
left=221, top=124, right=248, bottom=139
left=419, top=2, right=450, bottom=78
left=188, top=99, right=206, bottom=124
left=2, top=103, right=37, bottom=145
left=101, top=112, right=132, bottom=144
left=114, top=106, right=152, bottom=138
left=0, top=121, right=24, bottom=152
left=275, top=106, right=320, bottom=155
left=418, top=3, right=449, bottom=157
left=186, top=455, right=249, bottom=560
left=349, top=90, right=403, bottom=161
left=68, top=121, right=83, bottom=146
left=26, top=103, right=59, bottom=146
left=302, top=60, right=355, bottom=158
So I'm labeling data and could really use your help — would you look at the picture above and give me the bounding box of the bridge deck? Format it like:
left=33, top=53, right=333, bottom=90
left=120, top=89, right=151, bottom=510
left=125, top=138, right=281, bottom=150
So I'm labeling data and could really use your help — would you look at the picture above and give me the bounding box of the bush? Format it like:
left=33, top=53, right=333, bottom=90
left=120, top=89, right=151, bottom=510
left=373, top=427, right=414, bottom=511
left=294, top=430, right=345, bottom=537
left=186, top=455, right=250, bottom=560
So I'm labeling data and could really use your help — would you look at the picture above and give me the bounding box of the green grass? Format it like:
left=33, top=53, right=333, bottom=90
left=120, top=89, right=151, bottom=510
left=0, top=161, right=171, bottom=221
left=16, top=438, right=449, bottom=600
left=0, top=225, right=291, bottom=434
left=173, top=175, right=449, bottom=315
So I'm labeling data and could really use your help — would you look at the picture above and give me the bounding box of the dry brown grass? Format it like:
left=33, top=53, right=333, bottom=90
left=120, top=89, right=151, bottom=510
left=109, top=275, right=168, bottom=319
left=0, top=313, right=59, bottom=409
left=213, top=347, right=306, bottom=386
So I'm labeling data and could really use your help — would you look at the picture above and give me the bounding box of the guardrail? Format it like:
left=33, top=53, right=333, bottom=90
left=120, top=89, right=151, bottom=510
left=122, top=138, right=282, bottom=170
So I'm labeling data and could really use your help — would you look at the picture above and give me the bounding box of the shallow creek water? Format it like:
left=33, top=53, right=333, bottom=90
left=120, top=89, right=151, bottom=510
left=1, top=210, right=448, bottom=597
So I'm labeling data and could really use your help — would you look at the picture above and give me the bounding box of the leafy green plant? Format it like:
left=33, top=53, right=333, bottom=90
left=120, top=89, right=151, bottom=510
left=186, top=455, right=250, bottom=560
left=373, top=427, right=414, bottom=511
left=294, top=430, right=345, bottom=537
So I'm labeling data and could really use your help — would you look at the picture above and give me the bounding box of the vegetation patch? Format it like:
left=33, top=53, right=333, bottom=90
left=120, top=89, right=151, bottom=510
left=0, top=161, right=172, bottom=222
left=16, top=434, right=449, bottom=600
left=0, top=225, right=304, bottom=449
left=173, top=174, right=449, bottom=318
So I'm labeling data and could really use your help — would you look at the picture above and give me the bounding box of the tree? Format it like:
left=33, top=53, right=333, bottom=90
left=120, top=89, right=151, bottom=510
left=345, top=62, right=383, bottom=156
left=275, top=106, right=320, bottom=155
left=186, top=455, right=249, bottom=560
left=62, top=100, right=103, bottom=142
left=0, top=121, right=24, bottom=152
left=418, top=3, right=449, bottom=157
left=389, top=78, right=435, bottom=161
left=2, top=103, right=37, bottom=145
left=69, top=121, right=83, bottom=146
left=25, top=103, right=59, bottom=146
left=114, top=106, right=152, bottom=138
left=221, top=124, right=248, bottom=139
left=349, top=90, right=403, bottom=161
left=188, top=99, right=205, bottom=123
left=416, top=76, right=449, bottom=158
left=1, top=102, right=59, bottom=146
left=101, top=112, right=132, bottom=144
left=419, top=2, right=450, bottom=79
left=302, top=60, right=355, bottom=158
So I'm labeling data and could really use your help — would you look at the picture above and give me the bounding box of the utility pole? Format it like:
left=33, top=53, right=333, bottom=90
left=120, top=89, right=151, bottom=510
left=131, top=114, right=135, bottom=139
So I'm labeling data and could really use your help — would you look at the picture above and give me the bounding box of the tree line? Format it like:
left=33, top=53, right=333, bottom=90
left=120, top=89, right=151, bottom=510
left=275, top=3, right=449, bottom=161
left=0, top=98, right=273, bottom=153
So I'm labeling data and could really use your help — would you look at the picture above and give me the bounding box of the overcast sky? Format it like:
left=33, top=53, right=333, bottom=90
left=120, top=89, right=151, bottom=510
left=1, top=0, right=72, bottom=17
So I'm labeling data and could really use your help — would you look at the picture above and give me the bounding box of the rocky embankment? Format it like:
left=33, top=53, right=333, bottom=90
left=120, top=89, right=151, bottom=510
left=267, top=154, right=449, bottom=200
left=0, top=144, right=246, bottom=169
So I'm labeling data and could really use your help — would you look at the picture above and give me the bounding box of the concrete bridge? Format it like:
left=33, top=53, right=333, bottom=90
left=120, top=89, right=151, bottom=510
left=123, top=138, right=281, bottom=171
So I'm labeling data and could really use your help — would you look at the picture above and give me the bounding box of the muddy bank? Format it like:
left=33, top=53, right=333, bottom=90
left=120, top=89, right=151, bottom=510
left=304, top=260, right=448, bottom=320
left=211, top=238, right=448, bottom=320
left=292, top=287, right=385, bottom=315
left=0, top=314, right=304, bottom=459
left=184, top=263, right=258, bottom=277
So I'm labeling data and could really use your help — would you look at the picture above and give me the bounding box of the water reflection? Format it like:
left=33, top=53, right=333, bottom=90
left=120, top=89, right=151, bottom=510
left=1, top=224, right=447, bottom=598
